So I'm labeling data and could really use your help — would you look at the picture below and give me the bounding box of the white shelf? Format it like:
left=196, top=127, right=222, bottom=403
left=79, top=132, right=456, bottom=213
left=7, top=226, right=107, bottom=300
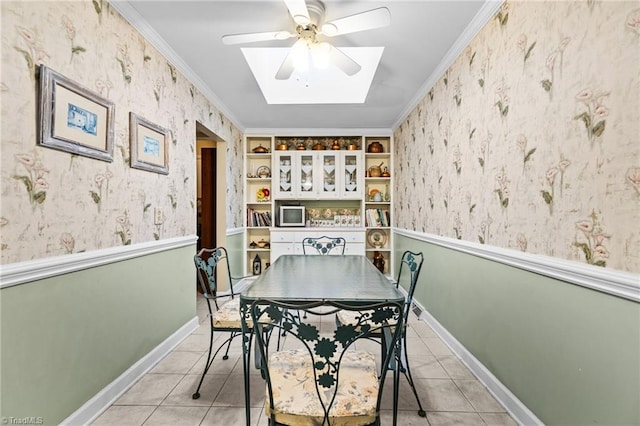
left=244, top=134, right=393, bottom=275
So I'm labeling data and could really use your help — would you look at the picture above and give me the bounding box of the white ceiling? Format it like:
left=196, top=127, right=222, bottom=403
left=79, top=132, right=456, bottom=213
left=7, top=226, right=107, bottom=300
left=113, top=0, right=499, bottom=132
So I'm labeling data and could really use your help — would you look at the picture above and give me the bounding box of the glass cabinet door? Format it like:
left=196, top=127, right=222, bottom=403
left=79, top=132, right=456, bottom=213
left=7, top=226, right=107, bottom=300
left=318, top=152, right=339, bottom=198
left=298, top=153, right=315, bottom=196
left=274, top=153, right=294, bottom=199
left=341, top=153, right=362, bottom=197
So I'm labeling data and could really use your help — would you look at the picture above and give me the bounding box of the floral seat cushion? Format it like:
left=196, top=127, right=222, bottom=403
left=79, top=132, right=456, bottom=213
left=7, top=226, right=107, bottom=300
left=265, top=349, right=379, bottom=425
left=212, top=297, right=243, bottom=328
left=212, top=298, right=271, bottom=329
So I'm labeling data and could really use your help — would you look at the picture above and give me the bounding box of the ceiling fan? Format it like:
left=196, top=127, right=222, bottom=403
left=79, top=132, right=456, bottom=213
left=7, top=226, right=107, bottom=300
left=222, top=0, right=390, bottom=80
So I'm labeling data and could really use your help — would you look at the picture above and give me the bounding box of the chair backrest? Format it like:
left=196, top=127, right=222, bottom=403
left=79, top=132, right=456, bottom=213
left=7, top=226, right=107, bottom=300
left=194, top=246, right=235, bottom=300
left=301, top=236, right=346, bottom=255
left=250, top=299, right=403, bottom=425
left=395, top=250, right=424, bottom=325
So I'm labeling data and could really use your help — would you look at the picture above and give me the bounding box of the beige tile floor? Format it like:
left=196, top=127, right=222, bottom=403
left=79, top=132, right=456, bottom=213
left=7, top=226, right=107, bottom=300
left=92, top=295, right=517, bottom=426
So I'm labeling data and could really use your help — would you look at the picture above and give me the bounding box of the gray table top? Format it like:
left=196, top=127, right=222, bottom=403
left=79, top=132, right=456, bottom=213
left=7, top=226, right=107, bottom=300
left=241, top=255, right=404, bottom=305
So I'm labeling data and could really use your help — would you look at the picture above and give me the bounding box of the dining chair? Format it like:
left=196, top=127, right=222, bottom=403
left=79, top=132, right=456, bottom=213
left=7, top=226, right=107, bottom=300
left=336, top=250, right=426, bottom=417
left=301, top=236, right=346, bottom=255
left=250, top=299, right=404, bottom=426
left=276, top=235, right=346, bottom=328
left=192, top=246, right=254, bottom=400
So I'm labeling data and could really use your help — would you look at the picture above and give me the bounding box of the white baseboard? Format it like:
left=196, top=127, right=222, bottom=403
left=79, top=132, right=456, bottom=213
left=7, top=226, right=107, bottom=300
left=61, top=316, right=199, bottom=426
left=415, top=304, right=543, bottom=426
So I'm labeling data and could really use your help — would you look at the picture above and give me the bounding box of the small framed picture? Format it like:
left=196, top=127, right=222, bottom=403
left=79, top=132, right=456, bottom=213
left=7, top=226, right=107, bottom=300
left=129, top=112, right=169, bottom=175
left=37, top=65, right=114, bottom=162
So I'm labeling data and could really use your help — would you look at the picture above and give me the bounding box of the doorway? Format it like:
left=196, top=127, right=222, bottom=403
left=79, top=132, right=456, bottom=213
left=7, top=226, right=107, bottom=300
left=195, top=122, right=225, bottom=251
left=199, top=147, right=216, bottom=249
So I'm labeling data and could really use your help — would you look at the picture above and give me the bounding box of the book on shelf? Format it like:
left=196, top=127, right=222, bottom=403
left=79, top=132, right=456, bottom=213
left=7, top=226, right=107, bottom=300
left=247, top=208, right=272, bottom=227
left=365, top=208, right=389, bottom=227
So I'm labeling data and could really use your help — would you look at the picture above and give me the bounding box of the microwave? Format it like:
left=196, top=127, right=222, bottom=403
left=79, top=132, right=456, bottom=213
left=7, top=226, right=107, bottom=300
left=279, top=205, right=306, bottom=227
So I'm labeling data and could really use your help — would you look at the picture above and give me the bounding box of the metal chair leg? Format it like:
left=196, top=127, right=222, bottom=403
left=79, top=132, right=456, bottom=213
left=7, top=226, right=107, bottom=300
left=192, top=321, right=215, bottom=399
left=392, top=356, right=400, bottom=426
left=193, top=323, right=239, bottom=399
left=401, top=334, right=426, bottom=417
left=222, top=331, right=236, bottom=360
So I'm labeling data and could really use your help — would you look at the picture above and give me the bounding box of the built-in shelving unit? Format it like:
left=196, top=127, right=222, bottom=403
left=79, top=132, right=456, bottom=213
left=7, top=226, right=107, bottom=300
left=243, top=134, right=393, bottom=277
left=363, top=137, right=393, bottom=276
left=244, top=136, right=273, bottom=275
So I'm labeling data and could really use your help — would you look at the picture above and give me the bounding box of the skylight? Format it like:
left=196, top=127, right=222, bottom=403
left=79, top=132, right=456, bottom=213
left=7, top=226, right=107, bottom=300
left=241, top=47, right=384, bottom=104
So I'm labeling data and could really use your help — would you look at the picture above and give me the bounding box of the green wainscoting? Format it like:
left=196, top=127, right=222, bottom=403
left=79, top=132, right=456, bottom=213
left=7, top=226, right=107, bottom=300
left=0, top=244, right=197, bottom=424
left=226, top=230, right=244, bottom=279
left=395, top=233, right=640, bottom=425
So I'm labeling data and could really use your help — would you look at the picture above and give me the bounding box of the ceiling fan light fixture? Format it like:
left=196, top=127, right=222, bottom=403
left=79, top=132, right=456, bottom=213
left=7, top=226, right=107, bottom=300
left=291, top=39, right=310, bottom=71
left=311, top=42, right=331, bottom=69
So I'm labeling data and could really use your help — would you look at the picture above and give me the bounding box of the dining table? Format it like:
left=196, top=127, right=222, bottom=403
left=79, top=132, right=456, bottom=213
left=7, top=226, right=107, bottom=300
left=239, top=254, right=406, bottom=425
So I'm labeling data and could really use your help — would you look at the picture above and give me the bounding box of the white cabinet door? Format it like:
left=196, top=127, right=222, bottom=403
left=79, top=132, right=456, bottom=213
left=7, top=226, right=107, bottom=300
left=270, top=243, right=294, bottom=262
left=296, top=152, right=316, bottom=198
left=273, top=152, right=295, bottom=199
left=270, top=231, right=296, bottom=262
left=340, top=152, right=363, bottom=198
left=316, top=152, right=365, bottom=199
left=317, top=152, right=340, bottom=199
left=274, top=151, right=362, bottom=200
left=274, top=152, right=320, bottom=199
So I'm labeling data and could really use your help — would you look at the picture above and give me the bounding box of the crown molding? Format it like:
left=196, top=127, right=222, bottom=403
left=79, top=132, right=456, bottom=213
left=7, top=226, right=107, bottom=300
left=108, top=0, right=245, bottom=132
left=392, top=0, right=504, bottom=130
left=394, top=228, right=640, bottom=303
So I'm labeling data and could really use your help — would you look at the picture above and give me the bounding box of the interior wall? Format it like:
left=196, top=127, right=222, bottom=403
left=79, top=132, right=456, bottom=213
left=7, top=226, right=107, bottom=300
left=0, top=245, right=196, bottom=423
left=0, top=1, right=245, bottom=265
left=392, top=1, right=640, bottom=423
left=395, top=234, right=640, bottom=425
left=393, top=1, right=640, bottom=273
left=0, top=1, right=245, bottom=422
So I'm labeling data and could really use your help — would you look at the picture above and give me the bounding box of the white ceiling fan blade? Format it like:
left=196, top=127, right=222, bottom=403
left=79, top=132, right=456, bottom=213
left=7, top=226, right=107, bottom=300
left=283, top=0, right=310, bottom=25
left=329, top=45, right=361, bottom=76
left=275, top=50, right=296, bottom=80
left=222, top=31, right=294, bottom=45
left=321, top=7, right=391, bottom=37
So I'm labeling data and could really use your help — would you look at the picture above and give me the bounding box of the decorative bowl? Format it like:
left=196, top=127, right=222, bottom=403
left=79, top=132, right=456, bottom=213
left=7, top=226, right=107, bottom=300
left=367, top=141, right=384, bottom=153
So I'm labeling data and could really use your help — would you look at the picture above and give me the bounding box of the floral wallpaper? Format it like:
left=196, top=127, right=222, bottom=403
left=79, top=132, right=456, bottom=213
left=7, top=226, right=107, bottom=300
left=0, top=1, right=244, bottom=264
left=394, top=1, right=639, bottom=273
